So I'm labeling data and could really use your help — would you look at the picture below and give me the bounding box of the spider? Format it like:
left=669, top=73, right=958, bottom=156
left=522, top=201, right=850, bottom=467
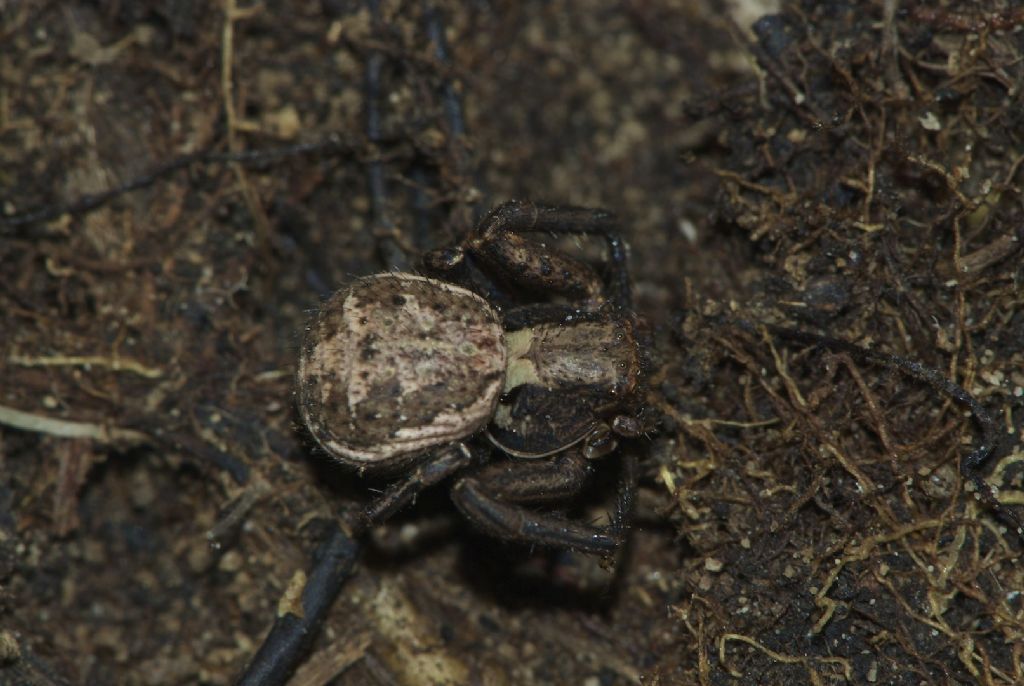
left=297, top=199, right=645, bottom=555
left=238, top=6, right=653, bottom=681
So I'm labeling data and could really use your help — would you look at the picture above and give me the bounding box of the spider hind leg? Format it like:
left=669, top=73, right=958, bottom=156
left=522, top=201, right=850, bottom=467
left=451, top=448, right=638, bottom=556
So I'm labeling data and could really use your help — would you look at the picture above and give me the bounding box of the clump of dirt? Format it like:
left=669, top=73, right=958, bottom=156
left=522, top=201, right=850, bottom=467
left=656, top=2, right=1024, bottom=683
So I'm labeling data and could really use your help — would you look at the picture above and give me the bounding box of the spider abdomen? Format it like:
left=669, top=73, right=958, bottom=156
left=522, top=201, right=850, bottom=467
left=298, top=273, right=506, bottom=467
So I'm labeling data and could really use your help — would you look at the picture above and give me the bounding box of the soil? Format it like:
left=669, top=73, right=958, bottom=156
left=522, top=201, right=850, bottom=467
left=2, top=1, right=1023, bottom=685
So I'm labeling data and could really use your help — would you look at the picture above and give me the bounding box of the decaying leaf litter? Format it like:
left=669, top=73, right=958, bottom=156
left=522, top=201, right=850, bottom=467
left=1, top=1, right=1023, bottom=684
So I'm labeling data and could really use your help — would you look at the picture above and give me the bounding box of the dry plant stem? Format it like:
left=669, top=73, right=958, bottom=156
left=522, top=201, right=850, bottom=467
left=286, top=632, right=372, bottom=686
left=234, top=447, right=478, bottom=685
left=423, top=1, right=483, bottom=227
left=719, top=632, right=851, bottom=682
left=727, top=17, right=827, bottom=127
left=364, top=0, right=409, bottom=270
left=833, top=353, right=897, bottom=457
left=9, top=353, right=164, bottom=378
left=234, top=524, right=361, bottom=686
left=0, top=403, right=252, bottom=485
left=0, top=403, right=148, bottom=444
left=221, top=0, right=274, bottom=255
left=760, top=325, right=1021, bottom=537
left=0, top=138, right=357, bottom=235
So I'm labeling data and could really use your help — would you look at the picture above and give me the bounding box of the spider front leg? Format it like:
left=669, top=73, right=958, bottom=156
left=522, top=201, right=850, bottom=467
left=426, top=200, right=632, bottom=310
left=450, top=447, right=638, bottom=555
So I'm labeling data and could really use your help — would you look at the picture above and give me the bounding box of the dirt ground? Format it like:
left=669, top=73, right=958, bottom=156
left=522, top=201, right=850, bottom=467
left=2, top=1, right=1023, bottom=684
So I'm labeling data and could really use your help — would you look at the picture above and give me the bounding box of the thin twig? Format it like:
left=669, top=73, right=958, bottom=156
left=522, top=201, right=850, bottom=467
left=761, top=325, right=1022, bottom=537
left=0, top=403, right=149, bottom=444
left=233, top=525, right=361, bottom=686
left=9, top=353, right=164, bottom=379
left=0, top=137, right=357, bottom=233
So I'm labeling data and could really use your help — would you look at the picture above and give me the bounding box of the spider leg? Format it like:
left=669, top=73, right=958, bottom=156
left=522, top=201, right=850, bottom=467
left=357, top=443, right=481, bottom=533
left=470, top=200, right=633, bottom=310
left=500, top=302, right=609, bottom=330
left=450, top=448, right=638, bottom=555
left=423, top=200, right=632, bottom=310
left=236, top=444, right=482, bottom=685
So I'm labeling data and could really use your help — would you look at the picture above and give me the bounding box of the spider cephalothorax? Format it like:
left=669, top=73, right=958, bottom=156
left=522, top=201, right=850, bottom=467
left=297, top=200, right=644, bottom=553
